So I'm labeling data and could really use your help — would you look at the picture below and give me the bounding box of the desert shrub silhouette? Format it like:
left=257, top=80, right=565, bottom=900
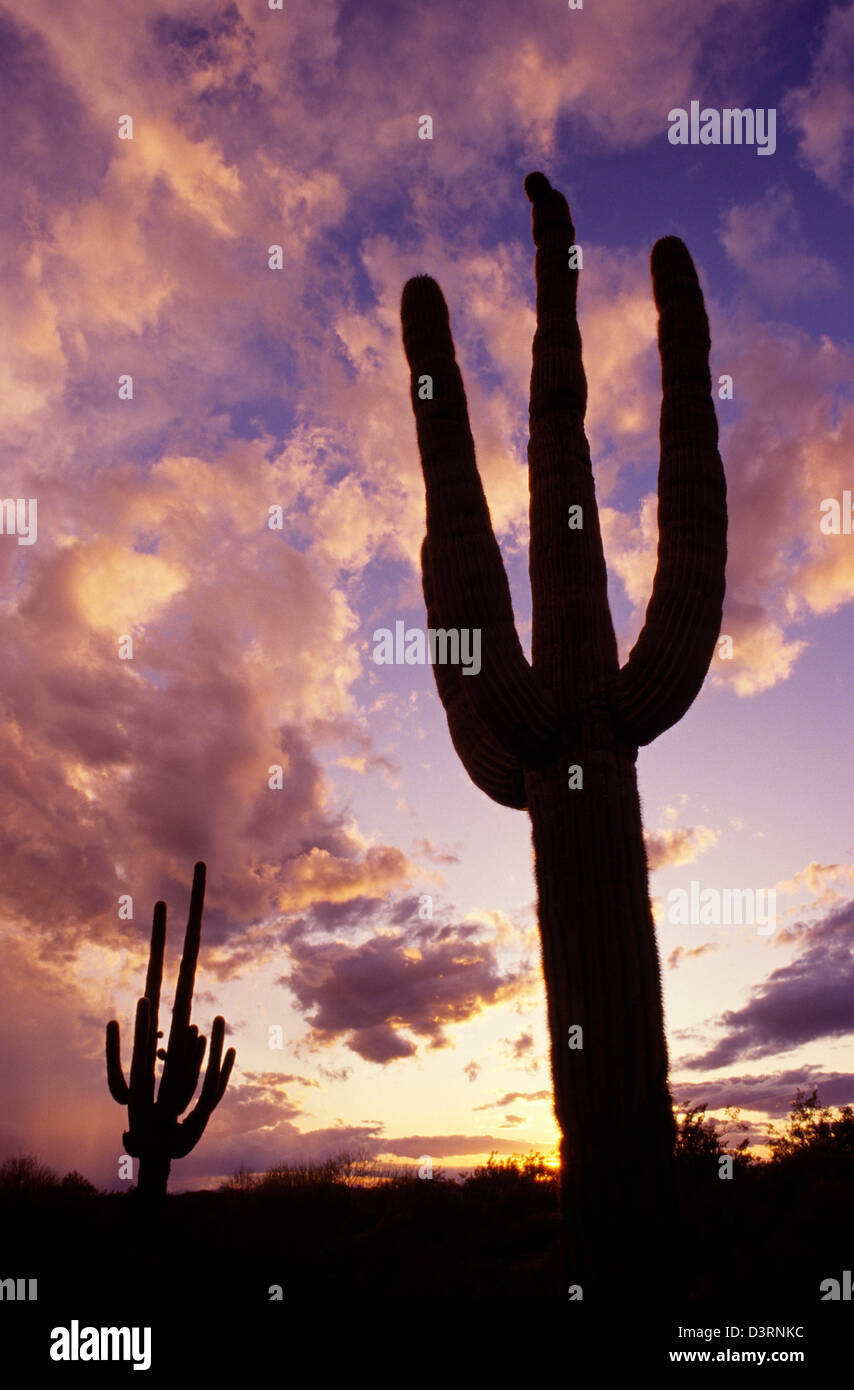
left=768, top=1087, right=854, bottom=1165
left=221, top=1149, right=404, bottom=1192
left=400, top=171, right=727, bottom=1298
left=105, top=861, right=235, bottom=1200
left=674, top=1102, right=754, bottom=1169
left=0, top=1153, right=63, bottom=1196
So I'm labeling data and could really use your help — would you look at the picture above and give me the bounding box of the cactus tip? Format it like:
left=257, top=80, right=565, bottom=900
left=400, top=275, right=449, bottom=336
left=524, top=171, right=552, bottom=202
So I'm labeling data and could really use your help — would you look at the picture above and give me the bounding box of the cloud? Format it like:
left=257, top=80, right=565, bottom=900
left=718, top=187, right=840, bottom=300
left=678, top=899, right=854, bottom=1069
left=671, top=1067, right=854, bottom=1116
left=178, top=1123, right=547, bottom=1181
left=502, top=1031, right=537, bottom=1062
left=2, top=0, right=853, bottom=1195
left=361, top=1133, right=541, bottom=1160
left=0, top=939, right=117, bottom=1182
left=278, top=913, right=537, bottom=1063
left=0, top=421, right=428, bottom=966
left=667, top=943, right=720, bottom=971
left=704, top=316, right=854, bottom=694
left=473, top=1090, right=551, bottom=1111
left=207, top=1074, right=307, bottom=1136
left=776, top=860, right=854, bottom=919
left=275, top=846, right=413, bottom=913
left=645, top=824, right=719, bottom=872
left=411, top=838, right=460, bottom=866
left=177, top=1119, right=387, bottom=1183
left=784, top=0, right=854, bottom=202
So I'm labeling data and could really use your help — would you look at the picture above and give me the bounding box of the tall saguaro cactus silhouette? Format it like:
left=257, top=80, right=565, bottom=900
left=400, top=173, right=727, bottom=1297
left=106, top=861, right=235, bottom=1200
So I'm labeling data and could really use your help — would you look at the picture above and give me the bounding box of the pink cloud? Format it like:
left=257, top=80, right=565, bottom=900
left=784, top=0, right=854, bottom=200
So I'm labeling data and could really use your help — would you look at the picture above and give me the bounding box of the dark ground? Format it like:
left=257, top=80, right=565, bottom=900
left=2, top=1129, right=853, bottom=1372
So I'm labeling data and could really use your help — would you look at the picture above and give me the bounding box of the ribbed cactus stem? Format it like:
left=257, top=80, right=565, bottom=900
left=105, top=862, right=236, bottom=1200
left=400, top=173, right=726, bottom=1298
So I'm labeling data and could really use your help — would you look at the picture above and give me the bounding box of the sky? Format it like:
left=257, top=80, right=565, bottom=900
left=1, top=0, right=853, bottom=1192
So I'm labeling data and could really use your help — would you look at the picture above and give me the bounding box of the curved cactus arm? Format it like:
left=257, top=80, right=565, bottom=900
left=106, top=898, right=166, bottom=1109
left=422, top=538, right=526, bottom=809
left=105, top=1020, right=130, bottom=1104
left=172, top=1016, right=234, bottom=1158
left=609, top=237, right=727, bottom=746
left=173, top=1027, right=207, bottom=1115
left=525, top=174, right=620, bottom=702
left=401, top=275, right=558, bottom=764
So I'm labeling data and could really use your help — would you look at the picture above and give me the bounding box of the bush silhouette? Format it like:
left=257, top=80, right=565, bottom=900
left=0, top=1153, right=61, bottom=1195
left=767, top=1087, right=854, bottom=1165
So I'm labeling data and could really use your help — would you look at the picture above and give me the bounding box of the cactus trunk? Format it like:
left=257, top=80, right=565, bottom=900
left=528, top=755, right=675, bottom=1294
left=136, top=1152, right=172, bottom=1202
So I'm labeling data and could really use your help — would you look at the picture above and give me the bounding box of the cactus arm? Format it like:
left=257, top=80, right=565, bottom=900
left=140, top=901, right=166, bottom=1108
left=421, top=537, right=527, bottom=808
left=526, top=172, right=587, bottom=426
left=172, top=1026, right=206, bottom=1114
left=170, top=862, right=205, bottom=1034
left=216, top=1046, right=236, bottom=1104
left=610, top=237, right=727, bottom=746
left=142, top=902, right=166, bottom=1089
left=128, top=996, right=151, bottom=1096
left=400, top=275, right=558, bottom=764
left=172, top=1017, right=234, bottom=1158
left=199, top=1016, right=228, bottom=1107
left=525, top=175, right=620, bottom=702
left=159, top=862, right=205, bottom=1108
left=106, top=898, right=166, bottom=1110
left=127, top=996, right=153, bottom=1133
left=105, top=1020, right=130, bottom=1104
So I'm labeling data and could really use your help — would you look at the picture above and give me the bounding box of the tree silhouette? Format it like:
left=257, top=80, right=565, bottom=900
left=106, top=861, right=235, bottom=1200
left=399, top=172, right=727, bottom=1297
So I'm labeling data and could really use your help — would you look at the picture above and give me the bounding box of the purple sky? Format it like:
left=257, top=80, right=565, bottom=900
left=1, top=0, right=854, bottom=1190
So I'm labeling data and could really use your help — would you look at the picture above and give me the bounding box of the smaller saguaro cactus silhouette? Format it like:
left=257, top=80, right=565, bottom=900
left=106, top=861, right=235, bottom=1200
